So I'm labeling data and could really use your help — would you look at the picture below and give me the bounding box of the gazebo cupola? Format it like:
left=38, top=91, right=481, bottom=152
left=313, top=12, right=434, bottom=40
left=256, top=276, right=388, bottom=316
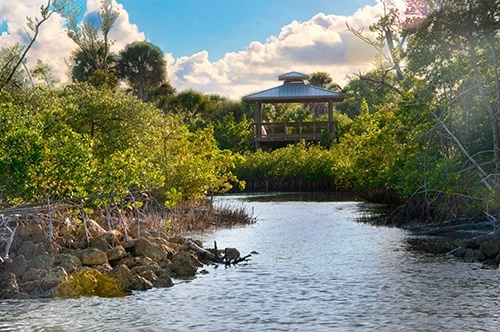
left=278, top=71, right=310, bottom=84
left=242, top=71, right=345, bottom=150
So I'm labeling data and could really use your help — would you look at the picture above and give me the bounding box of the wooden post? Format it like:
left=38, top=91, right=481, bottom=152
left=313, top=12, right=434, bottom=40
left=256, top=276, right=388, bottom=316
left=254, top=102, right=262, bottom=150
left=328, top=100, right=335, bottom=141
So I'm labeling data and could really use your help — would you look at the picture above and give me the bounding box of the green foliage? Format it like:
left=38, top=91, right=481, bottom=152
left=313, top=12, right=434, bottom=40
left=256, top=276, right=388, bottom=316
left=1, top=84, right=242, bottom=209
left=117, top=41, right=167, bottom=101
left=235, top=141, right=339, bottom=184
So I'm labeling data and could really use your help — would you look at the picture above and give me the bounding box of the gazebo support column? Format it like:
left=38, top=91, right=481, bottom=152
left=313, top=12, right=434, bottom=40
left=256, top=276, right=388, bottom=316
left=254, top=102, right=262, bottom=149
left=328, top=100, right=335, bottom=141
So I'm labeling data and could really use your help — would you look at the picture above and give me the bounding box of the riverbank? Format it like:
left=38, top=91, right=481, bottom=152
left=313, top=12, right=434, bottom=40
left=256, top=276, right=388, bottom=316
left=0, top=202, right=255, bottom=299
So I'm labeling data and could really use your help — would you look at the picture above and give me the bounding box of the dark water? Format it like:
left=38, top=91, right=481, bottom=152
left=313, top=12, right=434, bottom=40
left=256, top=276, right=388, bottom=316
left=1, top=193, right=499, bottom=331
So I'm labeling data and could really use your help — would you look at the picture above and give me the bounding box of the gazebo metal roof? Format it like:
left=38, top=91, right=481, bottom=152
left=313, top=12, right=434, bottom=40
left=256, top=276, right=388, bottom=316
left=242, top=71, right=344, bottom=103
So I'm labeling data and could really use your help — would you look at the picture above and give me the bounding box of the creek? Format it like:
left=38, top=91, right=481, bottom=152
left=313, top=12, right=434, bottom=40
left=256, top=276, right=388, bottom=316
left=1, top=192, right=499, bottom=331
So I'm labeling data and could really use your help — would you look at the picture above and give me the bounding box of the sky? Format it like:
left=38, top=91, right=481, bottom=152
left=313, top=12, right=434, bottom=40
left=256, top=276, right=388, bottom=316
left=0, top=0, right=393, bottom=100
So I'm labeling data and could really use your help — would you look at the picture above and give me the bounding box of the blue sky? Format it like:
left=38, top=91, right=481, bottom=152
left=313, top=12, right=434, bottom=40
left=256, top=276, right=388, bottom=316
left=1, top=0, right=388, bottom=99
left=114, top=0, right=376, bottom=61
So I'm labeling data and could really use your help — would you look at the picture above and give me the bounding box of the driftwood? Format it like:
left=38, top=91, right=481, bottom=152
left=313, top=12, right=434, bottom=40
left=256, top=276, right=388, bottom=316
left=188, top=240, right=252, bottom=267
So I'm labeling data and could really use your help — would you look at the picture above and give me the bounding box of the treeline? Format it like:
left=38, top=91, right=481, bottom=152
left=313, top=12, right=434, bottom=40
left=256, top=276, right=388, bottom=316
left=1, top=0, right=500, bottom=226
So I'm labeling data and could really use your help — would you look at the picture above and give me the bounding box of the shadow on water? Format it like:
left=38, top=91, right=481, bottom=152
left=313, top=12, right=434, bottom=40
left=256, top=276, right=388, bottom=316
left=235, top=191, right=364, bottom=202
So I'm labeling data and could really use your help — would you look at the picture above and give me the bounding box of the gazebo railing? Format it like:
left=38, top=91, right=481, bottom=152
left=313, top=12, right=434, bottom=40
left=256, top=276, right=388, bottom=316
left=253, top=121, right=334, bottom=142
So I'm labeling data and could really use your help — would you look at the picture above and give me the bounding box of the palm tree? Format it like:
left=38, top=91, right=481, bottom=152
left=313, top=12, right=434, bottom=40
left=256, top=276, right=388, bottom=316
left=117, top=41, right=167, bottom=101
left=306, top=72, right=342, bottom=117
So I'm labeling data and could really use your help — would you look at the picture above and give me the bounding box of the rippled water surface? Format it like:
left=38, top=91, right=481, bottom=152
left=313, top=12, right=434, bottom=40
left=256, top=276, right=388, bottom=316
left=1, top=193, right=499, bottom=331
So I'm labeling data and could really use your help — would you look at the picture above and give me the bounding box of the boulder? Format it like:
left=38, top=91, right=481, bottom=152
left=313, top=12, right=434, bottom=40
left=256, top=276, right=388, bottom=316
left=55, top=254, right=82, bottom=274
left=79, top=248, right=108, bottom=266
left=131, top=260, right=161, bottom=276
left=77, top=219, right=107, bottom=239
left=91, top=238, right=111, bottom=253
left=134, top=238, right=171, bottom=263
left=448, top=246, right=467, bottom=258
left=0, top=272, right=19, bottom=299
left=106, top=245, right=128, bottom=263
left=130, top=274, right=153, bottom=291
left=4, top=254, right=27, bottom=277
left=56, top=268, right=125, bottom=298
left=40, top=267, right=68, bottom=291
left=169, top=251, right=198, bottom=277
left=153, top=270, right=174, bottom=288
left=480, top=237, right=500, bottom=259
left=109, top=264, right=133, bottom=290
left=28, top=250, right=55, bottom=270
left=16, top=223, right=46, bottom=243
left=464, top=248, right=485, bottom=262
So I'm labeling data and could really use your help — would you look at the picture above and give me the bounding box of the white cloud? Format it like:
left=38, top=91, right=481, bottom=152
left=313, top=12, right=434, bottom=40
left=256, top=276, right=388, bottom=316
left=1, top=1, right=385, bottom=100
left=0, top=0, right=143, bottom=83
left=168, top=5, right=386, bottom=99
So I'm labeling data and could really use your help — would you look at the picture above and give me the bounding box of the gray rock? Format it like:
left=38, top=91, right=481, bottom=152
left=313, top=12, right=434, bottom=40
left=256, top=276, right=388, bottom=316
left=0, top=272, right=19, bottom=299
left=80, top=248, right=108, bottom=266
left=91, top=238, right=111, bottom=253
left=480, top=237, right=500, bottom=259
left=134, top=238, right=171, bottom=263
left=55, top=254, right=82, bottom=273
left=130, top=275, right=153, bottom=291
left=40, top=267, right=68, bottom=291
left=109, top=264, right=133, bottom=290
left=106, top=245, right=127, bottom=262
left=170, top=251, right=198, bottom=277
left=464, top=248, right=485, bottom=262
left=28, top=251, right=55, bottom=270
left=5, top=255, right=27, bottom=277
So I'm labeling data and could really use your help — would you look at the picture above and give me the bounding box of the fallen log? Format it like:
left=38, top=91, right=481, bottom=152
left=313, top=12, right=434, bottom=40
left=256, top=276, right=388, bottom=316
left=188, top=240, right=224, bottom=264
left=188, top=240, right=252, bottom=266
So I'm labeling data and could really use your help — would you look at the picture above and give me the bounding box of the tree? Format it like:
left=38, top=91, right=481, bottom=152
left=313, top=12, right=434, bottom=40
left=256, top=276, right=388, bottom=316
left=117, top=41, right=167, bottom=101
left=0, top=0, right=74, bottom=91
left=306, top=72, right=342, bottom=118
left=308, top=71, right=342, bottom=92
left=61, top=0, right=118, bottom=87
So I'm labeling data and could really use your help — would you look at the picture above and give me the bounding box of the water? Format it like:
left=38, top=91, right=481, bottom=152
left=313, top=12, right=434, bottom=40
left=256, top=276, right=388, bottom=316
left=1, top=193, right=499, bottom=331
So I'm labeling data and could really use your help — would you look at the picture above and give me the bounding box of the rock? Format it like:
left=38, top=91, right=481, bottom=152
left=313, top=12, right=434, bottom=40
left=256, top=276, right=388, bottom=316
left=56, top=268, right=125, bottom=298
left=480, top=237, right=500, bottom=259
left=131, top=260, right=161, bottom=276
left=134, top=238, right=171, bottom=263
left=118, top=256, right=137, bottom=270
left=170, top=251, right=198, bottom=277
left=0, top=272, right=19, bottom=299
left=79, top=248, right=108, bottom=266
left=91, top=238, right=111, bottom=252
left=130, top=274, right=153, bottom=291
left=40, top=267, right=68, bottom=291
left=16, top=223, right=46, bottom=243
left=28, top=251, right=55, bottom=270
left=109, top=264, right=133, bottom=290
left=224, top=248, right=240, bottom=263
left=464, top=248, right=485, bottom=262
left=139, top=270, right=158, bottom=283
left=22, top=268, right=46, bottom=283
left=106, top=245, right=128, bottom=263
left=448, top=246, right=467, bottom=258
left=153, top=270, right=174, bottom=288
left=55, top=254, right=82, bottom=274
left=4, top=254, right=27, bottom=277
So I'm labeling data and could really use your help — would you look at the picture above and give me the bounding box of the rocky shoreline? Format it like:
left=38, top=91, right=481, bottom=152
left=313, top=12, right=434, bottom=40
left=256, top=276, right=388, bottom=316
left=0, top=206, right=252, bottom=300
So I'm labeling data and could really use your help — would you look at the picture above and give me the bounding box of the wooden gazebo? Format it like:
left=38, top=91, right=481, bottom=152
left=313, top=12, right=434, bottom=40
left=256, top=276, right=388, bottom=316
left=242, top=72, right=344, bottom=149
